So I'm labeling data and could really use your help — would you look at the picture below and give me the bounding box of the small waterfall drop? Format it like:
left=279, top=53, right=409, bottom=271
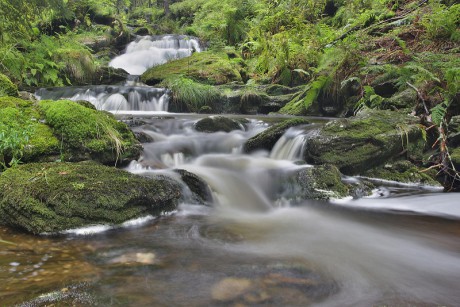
left=109, top=34, right=201, bottom=75
left=270, top=127, right=307, bottom=160
left=35, top=85, right=170, bottom=113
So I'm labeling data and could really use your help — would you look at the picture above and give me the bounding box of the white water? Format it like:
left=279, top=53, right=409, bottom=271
left=109, top=34, right=201, bottom=75
left=124, top=115, right=460, bottom=306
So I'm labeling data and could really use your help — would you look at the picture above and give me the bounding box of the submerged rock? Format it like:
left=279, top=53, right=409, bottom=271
left=174, top=169, right=213, bottom=204
left=243, top=118, right=310, bottom=153
left=211, top=277, right=253, bottom=301
left=0, top=162, right=181, bottom=234
left=304, top=108, right=425, bottom=175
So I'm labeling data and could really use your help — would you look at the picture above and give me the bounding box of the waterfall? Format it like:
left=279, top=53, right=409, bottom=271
left=270, top=127, right=307, bottom=160
left=109, top=34, right=202, bottom=75
left=35, top=85, right=170, bottom=113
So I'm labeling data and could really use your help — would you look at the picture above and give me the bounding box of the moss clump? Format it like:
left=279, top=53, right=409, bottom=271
left=243, top=118, right=310, bottom=153
left=38, top=100, right=142, bottom=164
left=0, top=162, right=181, bottom=234
left=0, top=74, right=18, bottom=97
left=194, top=116, right=243, bottom=133
left=141, top=51, right=244, bottom=85
left=304, top=108, right=425, bottom=174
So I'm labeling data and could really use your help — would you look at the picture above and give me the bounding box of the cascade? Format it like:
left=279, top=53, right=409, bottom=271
left=269, top=127, right=308, bottom=160
left=109, top=34, right=201, bottom=75
left=35, top=35, right=202, bottom=113
left=35, top=85, right=170, bottom=113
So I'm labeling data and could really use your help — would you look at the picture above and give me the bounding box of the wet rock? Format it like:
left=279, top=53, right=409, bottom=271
left=175, top=169, right=213, bottom=204
left=211, top=277, right=253, bottom=301
left=109, top=252, right=156, bottom=265
left=0, top=162, right=181, bottom=234
left=194, top=116, right=244, bottom=133
left=304, top=108, right=425, bottom=175
left=243, top=118, right=310, bottom=153
left=286, top=164, right=351, bottom=200
left=93, top=66, right=129, bottom=85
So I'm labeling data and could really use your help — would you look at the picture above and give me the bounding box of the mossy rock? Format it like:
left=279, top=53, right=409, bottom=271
left=38, top=100, right=142, bottom=164
left=243, top=118, right=310, bottom=153
left=0, top=162, right=181, bottom=234
left=194, top=116, right=244, bottom=133
left=141, top=51, right=244, bottom=85
left=363, top=160, right=440, bottom=186
left=304, top=108, right=426, bottom=175
left=451, top=147, right=460, bottom=170
left=0, top=74, right=18, bottom=97
left=285, top=164, right=350, bottom=200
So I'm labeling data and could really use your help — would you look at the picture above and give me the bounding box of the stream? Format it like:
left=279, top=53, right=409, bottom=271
left=1, top=35, right=459, bottom=307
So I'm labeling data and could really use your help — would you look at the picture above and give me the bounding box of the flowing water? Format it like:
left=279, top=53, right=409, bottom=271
left=6, top=35, right=459, bottom=306
left=1, top=114, right=459, bottom=307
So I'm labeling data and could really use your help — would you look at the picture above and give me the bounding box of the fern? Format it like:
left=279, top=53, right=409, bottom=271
left=431, top=101, right=450, bottom=126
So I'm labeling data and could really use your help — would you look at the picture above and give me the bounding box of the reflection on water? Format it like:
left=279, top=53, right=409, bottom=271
left=1, top=114, right=460, bottom=306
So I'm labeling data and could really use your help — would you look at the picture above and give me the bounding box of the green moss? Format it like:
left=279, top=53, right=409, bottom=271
left=363, top=160, right=439, bottom=186
left=304, top=109, right=425, bottom=174
left=243, top=118, right=310, bottom=153
left=291, top=164, right=350, bottom=200
left=0, top=74, right=18, bottom=97
left=0, top=162, right=181, bottom=234
left=141, top=51, right=244, bottom=85
left=38, top=100, right=141, bottom=164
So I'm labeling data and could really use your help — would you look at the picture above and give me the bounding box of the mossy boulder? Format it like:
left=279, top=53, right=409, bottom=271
left=363, top=160, right=440, bottom=186
left=38, top=99, right=142, bottom=164
left=285, top=164, right=351, bottom=200
left=0, top=162, right=181, bottom=234
left=141, top=51, right=244, bottom=85
left=0, top=73, right=18, bottom=97
left=304, top=108, right=426, bottom=175
left=194, top=116, right=244, bottom=133
left=243, top=118, right=310, bottom=153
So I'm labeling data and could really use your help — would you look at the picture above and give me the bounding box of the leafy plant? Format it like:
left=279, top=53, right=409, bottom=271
left=0, top=108, right=34, bottom=170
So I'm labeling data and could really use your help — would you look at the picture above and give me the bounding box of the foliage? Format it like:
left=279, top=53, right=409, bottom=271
left=421, top=1, right=460, bottom=42
left=0, top=107, right=34, bottom=169
left=0, top=73, right=18, bottom=97
left=162, top=76, right=222, bottom=113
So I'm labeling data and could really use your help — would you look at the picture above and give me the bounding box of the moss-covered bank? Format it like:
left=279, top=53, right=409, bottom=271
left=141, top=51, right=245, bottom=85
left=0, top=162, right=181, bottom=234
left=0, top=96, right=141, bottom=168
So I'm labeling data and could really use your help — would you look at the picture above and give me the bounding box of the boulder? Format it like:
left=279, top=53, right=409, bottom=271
left=243, top=118, right=310, bottom=153
left=285, top=164, right=351, bottom=200
left=304, top=108, right=425, bottom=174
left=194, top=116, right=244, bottom=133
left=175, top=169, right=213, bottom=204
left=0, top=162, right=181, bottom=234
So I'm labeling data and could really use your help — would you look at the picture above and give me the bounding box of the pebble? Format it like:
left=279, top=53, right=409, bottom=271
left=211, top=277, right=252, bottom=301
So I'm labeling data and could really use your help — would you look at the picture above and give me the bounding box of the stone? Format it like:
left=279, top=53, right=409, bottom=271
left=0, top=162, right=181, bottom=234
